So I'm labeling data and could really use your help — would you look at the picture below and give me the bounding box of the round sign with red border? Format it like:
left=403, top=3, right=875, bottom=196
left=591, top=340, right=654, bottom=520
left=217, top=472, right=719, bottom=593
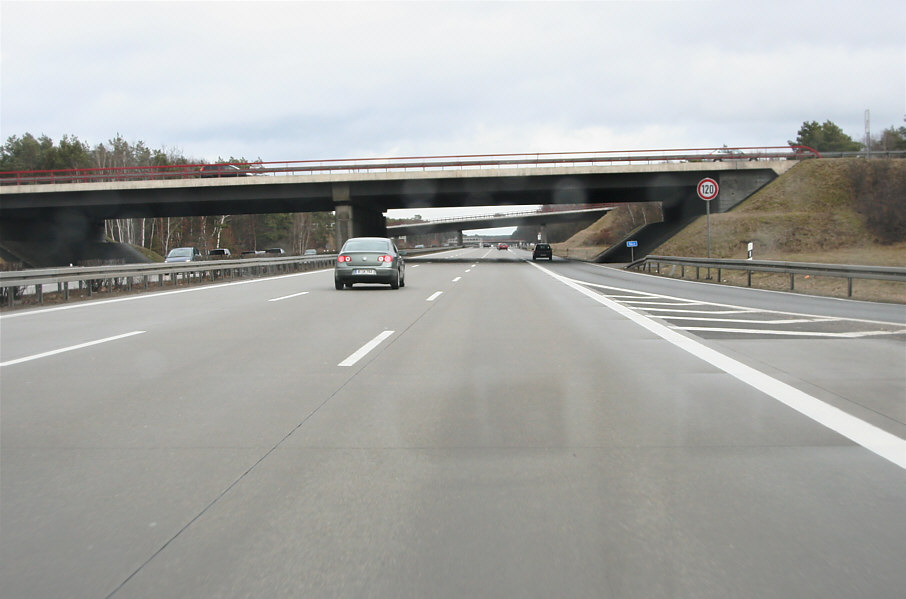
left=697, top=178, right=719, bottom=201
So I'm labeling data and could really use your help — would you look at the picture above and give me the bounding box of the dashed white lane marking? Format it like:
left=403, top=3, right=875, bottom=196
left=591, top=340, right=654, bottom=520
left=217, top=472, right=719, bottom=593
left=1, top=331, right=146, bottom=367
left=268, top=292, right=310, bottom=302
left=452, top=277, right=462, bottom=283
left=338, top=330, right=395, bottom=367
left=427, top=291, right=443, bottom=302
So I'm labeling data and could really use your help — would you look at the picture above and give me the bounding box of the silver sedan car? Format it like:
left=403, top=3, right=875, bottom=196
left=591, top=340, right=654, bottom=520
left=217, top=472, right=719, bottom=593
left=334, top=237, right=406, bottom=290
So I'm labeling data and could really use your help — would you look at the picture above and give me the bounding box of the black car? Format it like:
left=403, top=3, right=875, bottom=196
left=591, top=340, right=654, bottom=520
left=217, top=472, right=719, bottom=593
left=335, top=237, right=405, bottom=290
left=532, top=243, right=553, bottom=261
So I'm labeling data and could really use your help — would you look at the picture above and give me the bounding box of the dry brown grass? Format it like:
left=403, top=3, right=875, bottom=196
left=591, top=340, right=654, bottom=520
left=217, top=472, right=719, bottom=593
left=556, top=159, right=906, bottom=303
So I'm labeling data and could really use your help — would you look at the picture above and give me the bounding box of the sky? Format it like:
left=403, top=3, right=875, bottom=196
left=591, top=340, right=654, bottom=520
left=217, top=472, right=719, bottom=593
left=2, top=0, right=904, bottom=227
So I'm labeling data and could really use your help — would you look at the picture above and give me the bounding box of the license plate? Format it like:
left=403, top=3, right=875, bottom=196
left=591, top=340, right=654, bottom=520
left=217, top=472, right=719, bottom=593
left=352, top=269, right=376, bottom=275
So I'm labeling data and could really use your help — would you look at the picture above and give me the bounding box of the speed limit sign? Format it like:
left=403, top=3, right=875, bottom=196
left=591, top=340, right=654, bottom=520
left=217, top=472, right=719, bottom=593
left=697, top=178, right=719, bottom=201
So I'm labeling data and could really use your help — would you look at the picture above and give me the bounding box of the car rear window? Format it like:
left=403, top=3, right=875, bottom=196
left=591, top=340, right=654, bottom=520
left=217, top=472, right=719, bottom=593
left=344, top=240, right=390, bottom=252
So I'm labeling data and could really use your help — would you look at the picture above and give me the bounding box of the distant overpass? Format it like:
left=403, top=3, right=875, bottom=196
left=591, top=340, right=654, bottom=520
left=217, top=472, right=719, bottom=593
left=388, top=206, right=614, bottom=242
left=0, top=147, right=817, bottom=266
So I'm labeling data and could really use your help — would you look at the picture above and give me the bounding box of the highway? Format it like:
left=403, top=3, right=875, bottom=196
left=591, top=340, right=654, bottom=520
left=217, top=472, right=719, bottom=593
left=2, top=247, right=904, bottom=598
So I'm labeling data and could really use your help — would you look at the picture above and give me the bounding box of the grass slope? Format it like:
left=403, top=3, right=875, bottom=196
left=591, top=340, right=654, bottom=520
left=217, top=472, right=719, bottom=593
left=656, top=159, right=905, bottom=266
left=557, top=158, right=905, bottom=302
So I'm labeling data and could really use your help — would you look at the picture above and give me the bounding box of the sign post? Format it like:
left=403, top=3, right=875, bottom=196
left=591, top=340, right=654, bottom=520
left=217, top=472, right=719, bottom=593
left=697, top=178, right=719, bottom=278
left=626, top=240, right=638, bottom=262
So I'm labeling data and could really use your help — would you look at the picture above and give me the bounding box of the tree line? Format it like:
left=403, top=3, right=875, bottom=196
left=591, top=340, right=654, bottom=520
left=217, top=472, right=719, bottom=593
left=789, top=120, right=906, bottom=153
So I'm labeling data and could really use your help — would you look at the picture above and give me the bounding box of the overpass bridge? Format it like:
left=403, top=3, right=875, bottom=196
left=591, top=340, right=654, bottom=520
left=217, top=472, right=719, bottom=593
left=0, top=147, right=817, bottom=266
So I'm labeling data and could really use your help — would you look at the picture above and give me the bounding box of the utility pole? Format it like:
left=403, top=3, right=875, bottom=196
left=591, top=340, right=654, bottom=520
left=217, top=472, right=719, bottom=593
left=865, top=109, right=871, bottom=159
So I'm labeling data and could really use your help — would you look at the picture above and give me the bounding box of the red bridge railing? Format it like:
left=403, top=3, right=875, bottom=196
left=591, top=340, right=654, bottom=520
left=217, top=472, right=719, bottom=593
left=0, top=146, right=820, bottom=186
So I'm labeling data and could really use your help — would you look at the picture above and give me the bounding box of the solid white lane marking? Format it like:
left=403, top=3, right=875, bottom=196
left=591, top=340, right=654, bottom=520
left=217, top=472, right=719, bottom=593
left=633, top=307, right=760, bottom=315
left=678, top=326, right=906, bottom=338
left=529, top=262, right=906, bottom=470
left=0, top=331, right=146, bottom=367
left=338, top=330, right=395, bottom=367
left=452, top=277, right=462, bottom=282
left=268, top=292, right=309, bottom=302
left=583, top=278, right=899, bottom=326
left=427, top=291, right=443, bottom=301
left=660, top=316, right=825, bottom=324
left=620, top=300, right=704, bottom=306
left=0, top=269, right=329, bottom=320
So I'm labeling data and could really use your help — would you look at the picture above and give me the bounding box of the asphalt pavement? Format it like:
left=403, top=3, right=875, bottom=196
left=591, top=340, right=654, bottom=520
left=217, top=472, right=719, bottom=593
left=2, top=247, right=904, bottom=598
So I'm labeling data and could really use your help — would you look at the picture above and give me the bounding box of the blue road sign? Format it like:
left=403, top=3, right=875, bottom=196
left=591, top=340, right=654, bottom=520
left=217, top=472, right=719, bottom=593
left=626, top=240, right=638, bottom=247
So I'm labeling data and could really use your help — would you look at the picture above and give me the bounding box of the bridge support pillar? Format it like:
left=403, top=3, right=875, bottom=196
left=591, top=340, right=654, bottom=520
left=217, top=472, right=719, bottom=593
left=456, top=230, right=463, bottom=246
left=333, top=183, right=387, bottom=248
left=538, top=224, right=548, bottom=243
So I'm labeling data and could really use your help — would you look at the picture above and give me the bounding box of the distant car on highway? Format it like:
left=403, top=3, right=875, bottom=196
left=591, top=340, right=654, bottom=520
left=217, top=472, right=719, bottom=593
left=303, top=249, right=318, bottom=256
left=335, top=237, right=405, bottom=290
left=199, top=164, right=245, bottom=178
left=532, top=243, right=553, bottom=261
left=240, top=250, right=264, bottom=258
left=264, top=248, right=285, bottom=255
left=208, top=248, right=231, bottom=258
left=497, top=243, right=509, bottom=250
left=164, top=247, right=202, bottom=262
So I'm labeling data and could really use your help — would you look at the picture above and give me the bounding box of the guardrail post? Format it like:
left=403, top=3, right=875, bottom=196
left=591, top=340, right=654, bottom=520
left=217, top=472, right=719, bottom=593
left=36, top=284, right=43, bottom=304
left=747, top=270, right=752, bottom=287
left=848, top=277, right=853, bottom=297
left=790, top=273, right=795, bottom=290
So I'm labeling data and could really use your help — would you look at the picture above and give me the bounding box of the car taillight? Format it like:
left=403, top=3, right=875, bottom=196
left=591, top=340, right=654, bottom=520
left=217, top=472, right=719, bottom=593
left=337, top=255, right=351, bottom=263
left=377, top=255, right=394, bottom=263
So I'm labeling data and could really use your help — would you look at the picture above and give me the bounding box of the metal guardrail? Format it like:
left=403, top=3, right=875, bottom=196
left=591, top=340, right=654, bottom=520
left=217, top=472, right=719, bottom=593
left=0, top=146, right=821, bottom=186
left=628, top=255, right=906, bottom=298
left=0, top=255, right=337, bottom=308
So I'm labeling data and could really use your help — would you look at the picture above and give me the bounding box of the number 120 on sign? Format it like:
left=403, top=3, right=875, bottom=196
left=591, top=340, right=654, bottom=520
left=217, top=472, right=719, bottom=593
left=697, top=178, right=719, bottom=201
